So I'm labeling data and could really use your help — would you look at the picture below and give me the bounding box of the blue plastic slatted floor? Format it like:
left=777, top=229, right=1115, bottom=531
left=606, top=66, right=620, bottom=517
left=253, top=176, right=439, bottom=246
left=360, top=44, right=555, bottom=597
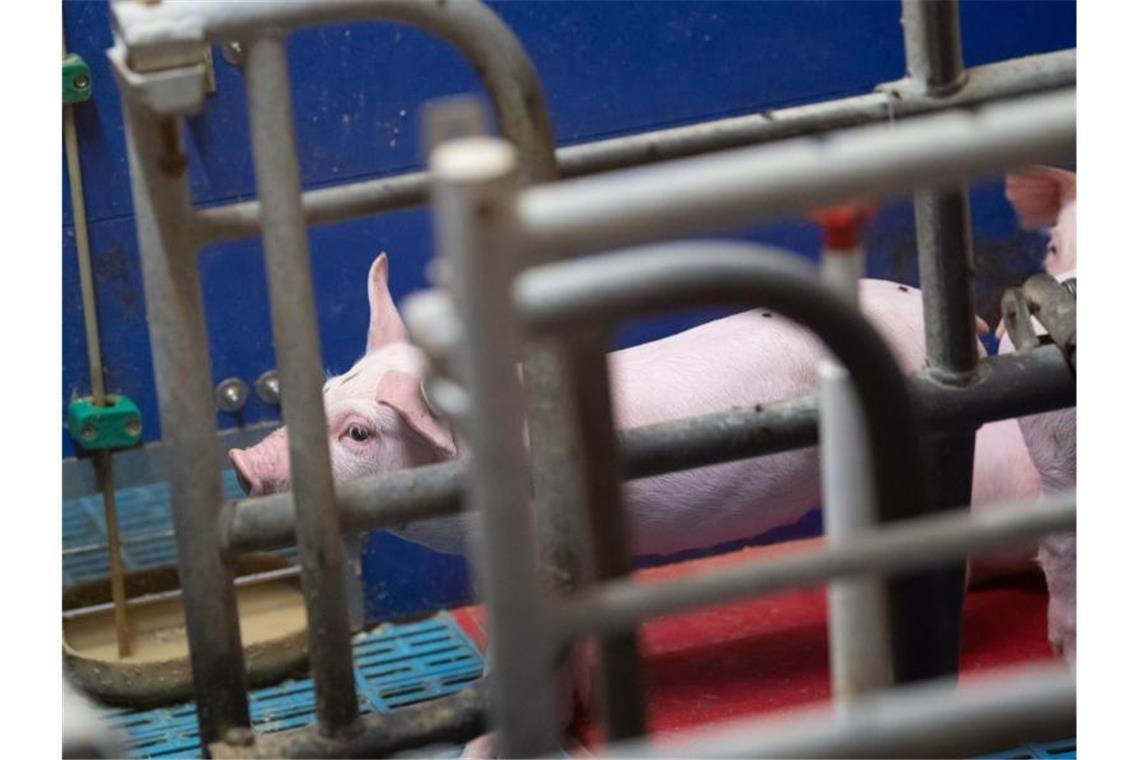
left=99, top=617, right=485, bottom=758
left=62, top=471, right=298, bottom=586
left=64, top=474, right=488, bottom=758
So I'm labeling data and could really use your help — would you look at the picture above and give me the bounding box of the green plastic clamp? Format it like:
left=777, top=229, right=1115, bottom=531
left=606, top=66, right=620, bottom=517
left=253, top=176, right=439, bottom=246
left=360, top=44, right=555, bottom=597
left=63, top=53, right=92, bottom=105
left=68, top=395, right=142, bottom=451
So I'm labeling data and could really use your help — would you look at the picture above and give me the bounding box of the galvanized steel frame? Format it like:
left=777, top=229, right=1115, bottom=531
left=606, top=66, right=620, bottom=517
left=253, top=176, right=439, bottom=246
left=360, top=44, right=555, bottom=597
left=106, top=0, right=1076, bottom=756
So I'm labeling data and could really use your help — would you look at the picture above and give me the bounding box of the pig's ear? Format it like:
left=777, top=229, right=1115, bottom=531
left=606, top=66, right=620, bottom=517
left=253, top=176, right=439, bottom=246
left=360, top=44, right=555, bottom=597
left=1005, top=166, right=1077, bottom=231
left=366, top=253, right=408, bottom=353
left=376, top=369, right=457, bottom=458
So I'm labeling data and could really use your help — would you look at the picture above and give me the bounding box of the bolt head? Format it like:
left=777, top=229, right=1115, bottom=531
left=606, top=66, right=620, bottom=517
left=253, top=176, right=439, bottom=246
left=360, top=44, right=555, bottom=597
left=221, top=41, right=245, bottom=66
left=214, top=378, right=249, bottom=413
left=255, top=370, right=281, bottom=405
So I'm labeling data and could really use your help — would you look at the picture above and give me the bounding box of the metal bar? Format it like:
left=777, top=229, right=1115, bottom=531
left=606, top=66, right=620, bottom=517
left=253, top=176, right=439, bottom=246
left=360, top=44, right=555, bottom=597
left=251, top=680, right=489, bottom=758
left=244, top=35, right=358, bottom=736
left=598, top=664, right=1075, bottom=759
left=516, top=240, right=958, bottom=682
left=64, top=46, right=106, bottom=406
left=902, top=0, right=967, bottom=96
left=66, top=29, right=133, bottom=658
left=517, top=89, right=1075, bottom=258
left=224, top=460, right=464, bottom=554
left=116, top=97, right=250, bottom=743
left=94, top=453, right=132, bottom=656
left=561, top=331, right=647, bottom=740
left=558, top=493, right=1075, bottom=640
left=557, top=48, right=1072, bottom=175
left=818, top=241, right=891, bottom=698
left=430, top=136, right=560, bottom=755
left=193, top=49, right=1074, bottom=244
left=522, top=343, right=591, bottom=595
left=900, top=0, right=975, bottom=683
left=196, top=173, right=428, bottom=245
left=223, top=343, right=1075, bottom=554
left=63, top=529, right=175, bottom=557
left=913, top=189, right=982, bottom=382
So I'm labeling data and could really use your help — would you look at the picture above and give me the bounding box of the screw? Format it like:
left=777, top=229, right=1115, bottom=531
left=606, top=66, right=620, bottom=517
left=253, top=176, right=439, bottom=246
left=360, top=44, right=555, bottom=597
left=124, top=419, right=142, bottom=437
left=221, top=40, right=245, bottom=66
left=215, top=377, right=249, bottom=413
left=255, top=370, right=281, bottom=405
left=81, top=423, right=98, bottom=442
left=73, top=73, right=90, bottom=91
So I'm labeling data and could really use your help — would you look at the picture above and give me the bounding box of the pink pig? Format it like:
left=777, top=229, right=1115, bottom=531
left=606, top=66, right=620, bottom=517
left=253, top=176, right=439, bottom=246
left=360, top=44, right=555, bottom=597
left=998, top=166, right=1077, bottom=665
left=230, top=210, right=1056, bottom=756
left=230, top=255, right=1041, bottom=566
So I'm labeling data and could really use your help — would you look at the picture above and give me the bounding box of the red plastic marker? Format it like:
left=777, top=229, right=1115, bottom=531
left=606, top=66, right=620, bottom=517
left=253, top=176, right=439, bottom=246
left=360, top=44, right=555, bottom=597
left=809, top=202, right=880, bottom=252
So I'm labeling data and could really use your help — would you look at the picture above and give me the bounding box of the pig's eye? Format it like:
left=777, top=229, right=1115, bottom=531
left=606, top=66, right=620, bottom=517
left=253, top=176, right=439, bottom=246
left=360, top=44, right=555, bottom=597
left=1048, top=243, right=1058, bottom=257
left=346, top=424, right=372, bottom=443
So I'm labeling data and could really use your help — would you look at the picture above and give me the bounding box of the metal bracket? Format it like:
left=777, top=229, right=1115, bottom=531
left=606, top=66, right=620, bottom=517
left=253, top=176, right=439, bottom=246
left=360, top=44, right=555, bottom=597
left=106, top=43, right=208, bottom=116
left=1001, top=274, right=1076, bottom=372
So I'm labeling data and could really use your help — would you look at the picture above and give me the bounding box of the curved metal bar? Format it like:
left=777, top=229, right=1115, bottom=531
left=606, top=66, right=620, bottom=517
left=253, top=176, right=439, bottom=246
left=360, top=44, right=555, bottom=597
left=515, top=240, right=950, bottom=682
left=113, top=0, right=557, bottom=184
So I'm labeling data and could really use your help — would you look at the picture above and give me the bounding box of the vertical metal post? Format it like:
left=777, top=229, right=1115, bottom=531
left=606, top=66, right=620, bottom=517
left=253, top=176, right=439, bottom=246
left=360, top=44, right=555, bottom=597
left=431, top=136, right=560, bottom=756
left=119, top=101, right=250, bottom=745
left=898, top=0, right=975, bottom=683
left=244, top=35, right=359, bottom=736
left=817, top=221, right=893, bottom=700
left=561, top=331, right=647, bottom=740
left=94, top=455, right=131, bottom=656
left=902, top=0, right=968, bottom=96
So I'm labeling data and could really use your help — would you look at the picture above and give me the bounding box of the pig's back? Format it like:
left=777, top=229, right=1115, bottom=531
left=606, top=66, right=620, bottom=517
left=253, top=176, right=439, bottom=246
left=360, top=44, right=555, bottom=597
left=609, top=279, right=928, bottom=428
left=608, top=279, right=929, bottom=556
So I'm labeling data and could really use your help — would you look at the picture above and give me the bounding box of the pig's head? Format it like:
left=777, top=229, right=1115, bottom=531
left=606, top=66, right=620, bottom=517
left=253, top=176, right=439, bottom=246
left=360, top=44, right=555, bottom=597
left=1005, top=165, right=1076, bottom=277
left=229, top=253, right=458, bottom=498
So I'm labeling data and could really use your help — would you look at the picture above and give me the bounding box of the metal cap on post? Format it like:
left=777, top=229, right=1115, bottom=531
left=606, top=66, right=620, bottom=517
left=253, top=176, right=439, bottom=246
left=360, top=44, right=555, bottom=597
left=429, top=133, right=560, bottom=757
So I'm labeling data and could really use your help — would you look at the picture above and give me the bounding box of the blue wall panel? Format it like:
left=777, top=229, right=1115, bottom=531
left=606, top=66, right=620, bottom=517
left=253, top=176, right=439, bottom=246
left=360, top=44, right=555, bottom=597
left=62, top=0, right=1075, bottom=617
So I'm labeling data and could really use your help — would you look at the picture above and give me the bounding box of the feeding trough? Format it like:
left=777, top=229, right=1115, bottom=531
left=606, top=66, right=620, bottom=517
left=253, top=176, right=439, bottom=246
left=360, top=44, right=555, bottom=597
left=63, top=554, right=309, bottom=707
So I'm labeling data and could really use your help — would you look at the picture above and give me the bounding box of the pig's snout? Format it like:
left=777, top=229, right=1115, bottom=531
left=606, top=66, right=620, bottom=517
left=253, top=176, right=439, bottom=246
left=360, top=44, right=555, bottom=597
left=228, top=449, right=263, bottom=496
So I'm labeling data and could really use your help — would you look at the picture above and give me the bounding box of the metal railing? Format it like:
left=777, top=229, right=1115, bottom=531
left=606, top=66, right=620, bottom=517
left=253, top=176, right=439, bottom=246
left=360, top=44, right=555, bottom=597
left=105, top=0, right=1076, bottom=756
